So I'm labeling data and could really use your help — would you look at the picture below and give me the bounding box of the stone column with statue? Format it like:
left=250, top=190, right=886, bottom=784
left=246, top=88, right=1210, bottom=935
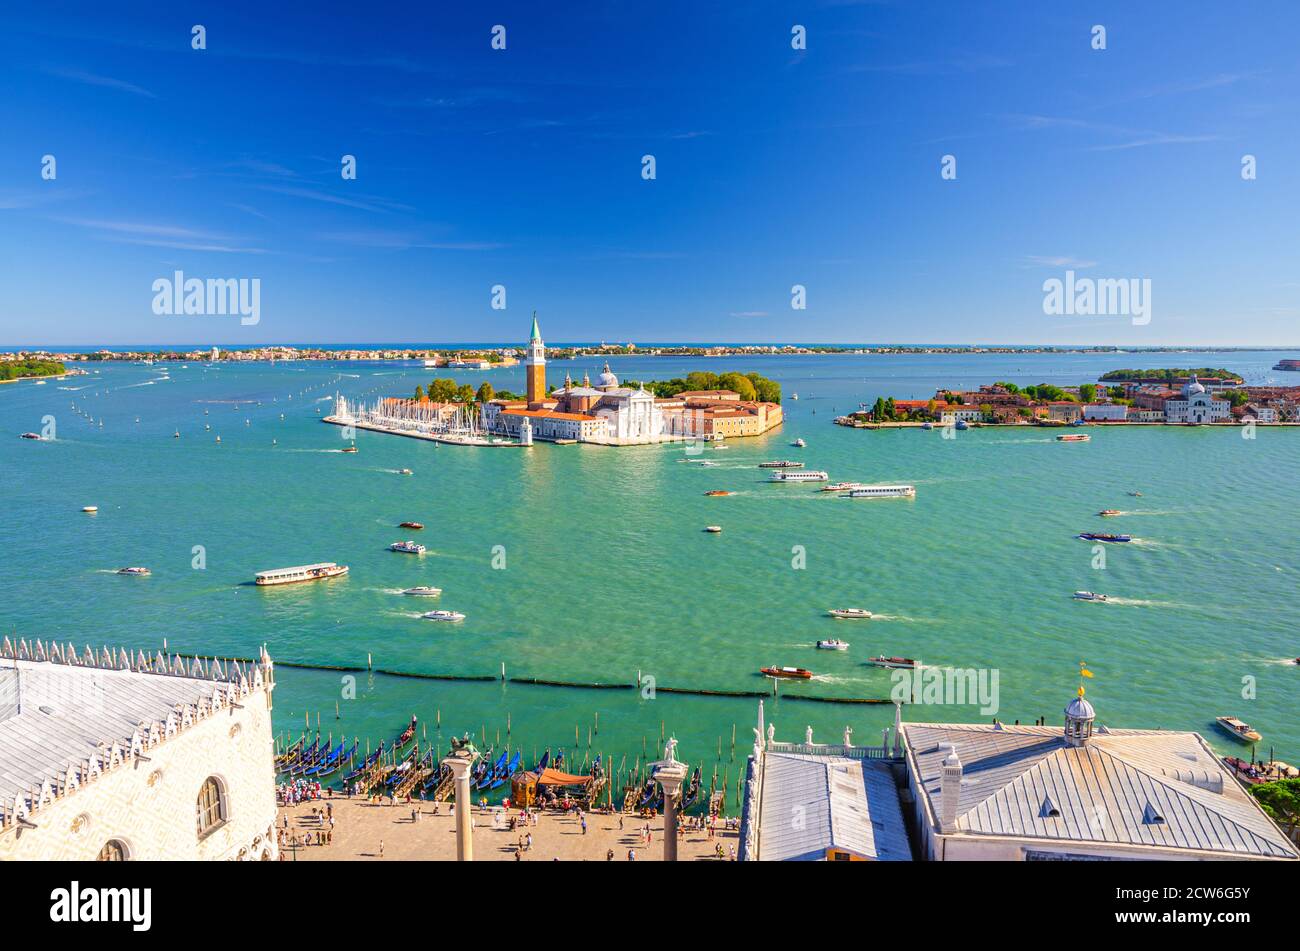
left=650, top=737, right=689, bottom=862
left=442, top=735, right=480, bottom=861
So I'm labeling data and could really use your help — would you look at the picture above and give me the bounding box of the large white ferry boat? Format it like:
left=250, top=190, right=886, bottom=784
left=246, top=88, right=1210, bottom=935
left=255, top=562, right=350, bottom=586
left=844, top=485, right=915, bottom=499
left=389, top=540, right=427, bottom=554
left=769, top=470, right=829, bottom=482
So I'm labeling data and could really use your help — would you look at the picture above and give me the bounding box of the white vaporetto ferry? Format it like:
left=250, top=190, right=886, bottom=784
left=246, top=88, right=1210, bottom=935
left=255, top=562, right=350, bottom=586
left=844, top=485, right=916, bottom=499
left=769, top=470, right=830, bottom=482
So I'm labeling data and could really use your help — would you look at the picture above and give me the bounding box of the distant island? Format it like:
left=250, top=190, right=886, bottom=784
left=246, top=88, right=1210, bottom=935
left=6, top=345, right=1300, bottom=365
left=0, top=359, right=67, bottom=382
left=842, top=371, right=1298, bottom=427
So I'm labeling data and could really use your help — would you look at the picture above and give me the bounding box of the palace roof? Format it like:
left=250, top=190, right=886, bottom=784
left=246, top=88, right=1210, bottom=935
left=905, top=723, right=1298, bottom=859
left=0, top=639, right=273, bottom=830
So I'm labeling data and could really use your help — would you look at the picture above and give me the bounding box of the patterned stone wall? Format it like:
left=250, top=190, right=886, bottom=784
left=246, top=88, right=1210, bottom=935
left=0, top=656, right=278, bottom=861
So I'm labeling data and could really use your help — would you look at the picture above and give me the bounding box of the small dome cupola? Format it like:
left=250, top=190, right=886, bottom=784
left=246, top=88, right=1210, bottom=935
left=1184, top=373, right=1206, bottom=397
left=1064, top=663, right=1097, bottom=747
left=597, top=361, right=619, bottom=389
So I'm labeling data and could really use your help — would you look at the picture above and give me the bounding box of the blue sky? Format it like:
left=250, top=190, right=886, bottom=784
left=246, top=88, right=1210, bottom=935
left=1, top=1, right=1297, bottom=346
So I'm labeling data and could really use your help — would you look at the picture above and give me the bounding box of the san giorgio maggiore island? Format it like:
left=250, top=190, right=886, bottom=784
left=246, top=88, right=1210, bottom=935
left=324, top=314, right=784, bottom=447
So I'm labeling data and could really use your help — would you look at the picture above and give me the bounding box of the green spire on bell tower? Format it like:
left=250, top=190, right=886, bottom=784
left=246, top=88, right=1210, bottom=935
left=530, top=311, right=541, bottom=342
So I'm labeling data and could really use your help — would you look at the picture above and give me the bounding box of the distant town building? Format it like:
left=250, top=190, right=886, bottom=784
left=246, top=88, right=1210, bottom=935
left=1081, top=403, right=1127, bottom=421
left=1163, top=375, right=1231, bottom=424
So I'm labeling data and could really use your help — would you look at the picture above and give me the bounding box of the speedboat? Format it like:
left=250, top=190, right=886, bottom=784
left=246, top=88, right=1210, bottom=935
left=399, top=468, right=413, bottom=475
left=792, top=438, right=806, bottom=448
left=955, top=420, right=969, bottom=430
left=341, top=444, right=358, bottom=453
left=760, top=666, right=812, bottom=679
left=828, top=608, right=872, bottom=619
left=865, top=656, right=916, bottom=669
left=1215, top=716, right=1262, bottom=744
left=1056, top=433, right=1090, bottom=442
left=1097, top=510, right=1121, bottom=517
left=704, top=490, right=731, bottom=496
left=699, top=460, right=719, bottom=467
left=1077, top=532, right=1131, bottom=543
left=389, top=540, right=426, bottom=554
left=402, top=586, right=442, bottom=597
left=81, top=505, right=98, bottom=513
left=1128, top=491, right=1143, bottom=497
left=19, top=432, right=41, bottom=440
left=816, top=639, right=849, bottom=651
left=422, top=610, right=465, bottom=622
left=704, top=525, right=723, bottom=533
left=1072, top=591, right=1108, bottom=602
left=399, top=521, right=424, bottom=530
left=116, top=567, right=151, bottom=576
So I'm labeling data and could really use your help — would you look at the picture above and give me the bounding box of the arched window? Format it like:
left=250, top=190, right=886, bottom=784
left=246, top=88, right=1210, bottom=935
left=196, top=777, right=227, bottom=837
left=97, top=839, right=129, bottom=861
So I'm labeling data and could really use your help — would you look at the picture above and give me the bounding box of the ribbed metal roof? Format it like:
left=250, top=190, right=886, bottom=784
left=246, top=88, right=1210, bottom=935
left=906, top=724, right=1298, bottom=859
left=0, top=659, right=220, bottom=807
left=757, top=752, right=911, bottom=861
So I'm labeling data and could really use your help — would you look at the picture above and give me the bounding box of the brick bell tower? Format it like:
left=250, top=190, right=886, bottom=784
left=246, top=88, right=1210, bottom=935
left=524, top=311, right=547, bottom=406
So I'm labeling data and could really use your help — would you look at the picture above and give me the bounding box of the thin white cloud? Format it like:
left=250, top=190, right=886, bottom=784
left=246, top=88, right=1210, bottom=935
left=45, top=67, right=156, bottom=98
left=1024, top=255, right=1097, bottom=269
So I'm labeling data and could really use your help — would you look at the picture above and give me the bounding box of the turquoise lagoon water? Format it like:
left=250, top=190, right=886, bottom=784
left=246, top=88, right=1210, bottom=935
left=2, top=351, right=1298, bottom=790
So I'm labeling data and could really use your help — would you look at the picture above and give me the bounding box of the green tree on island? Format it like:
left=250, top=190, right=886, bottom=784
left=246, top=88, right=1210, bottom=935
left=413, top=384, right=427, bottom=401
left=476, top=381, right=495, bottom=403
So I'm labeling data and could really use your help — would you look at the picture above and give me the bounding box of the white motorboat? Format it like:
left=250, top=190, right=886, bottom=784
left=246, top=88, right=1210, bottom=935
left=792, top=438, right=806, bottom=448
left=759, top=460, right=804, bottom=468
left=704, top=525, right=723, bottom=533
left=816, top=639, right=849, bottom=651
left=389, top=541, right=427, bottom=554
left=116, top=567, right=151, bottom=576
left=402, top=586, right=442, bottom=597
left=422, top=610, right=465, bottom=622
left=81, top=505, right=98, bottom=513
left=1072, top=591, right=1108, bottom=602
left=828, top=608, right=872, bottom=619
left=820, top=482, right=869, bottom=492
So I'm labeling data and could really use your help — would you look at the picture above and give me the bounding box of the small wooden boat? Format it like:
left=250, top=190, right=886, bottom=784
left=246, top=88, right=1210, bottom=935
left=1097, top=510, right=1121, bottom=517
left=704, top=490, right=731, bottom=497
left=341, top=444, right=358, bottom=453
left=1215, top=716, right=1262, bottom=744
left=865, top=655, right=917, bottom=669
left=760, top=665, right=812, bottom=679
left=396, top=716, right=418, bottom=748
left=399, top=521, right=424, bottom=530
left=816, top=639, right=849, bottom=651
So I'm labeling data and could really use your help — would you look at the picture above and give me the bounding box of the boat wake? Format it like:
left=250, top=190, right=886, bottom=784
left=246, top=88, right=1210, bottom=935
left=1102, top=597, right=1179, bottom=608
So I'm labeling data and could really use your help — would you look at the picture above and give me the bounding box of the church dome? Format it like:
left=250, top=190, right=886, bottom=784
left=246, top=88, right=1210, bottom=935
left=1065, top=694, right=1095, bottom=720
left=1184, top=374, right=1206, bottom=397
left=597, top=362, right=619, bottom=388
